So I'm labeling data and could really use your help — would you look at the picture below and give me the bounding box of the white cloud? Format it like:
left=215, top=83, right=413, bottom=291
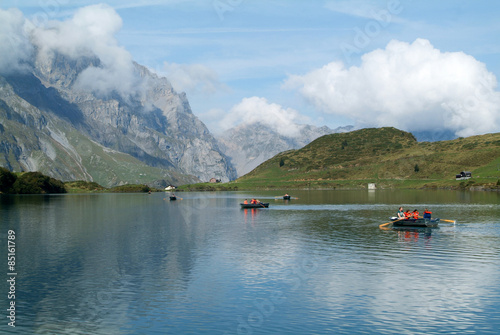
left=219, top=97, right=310, bottom=137
left=285, top=38, right=500, bottom=137
left=0, top=8, right=33, bottom=74
left=29, top=4, right=140, bottom=97
left=162, top=62, right=226, bottom=95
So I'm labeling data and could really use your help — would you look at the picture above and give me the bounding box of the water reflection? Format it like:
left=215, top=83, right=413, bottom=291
left=1, top=190, right=500, bottom=334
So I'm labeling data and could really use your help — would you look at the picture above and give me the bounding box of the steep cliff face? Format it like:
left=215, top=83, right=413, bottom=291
left=217, top=123, right=353, bottom=177
left=0, top=74, right=200, bottom=187
left=0, top=51, right=236, bottom=185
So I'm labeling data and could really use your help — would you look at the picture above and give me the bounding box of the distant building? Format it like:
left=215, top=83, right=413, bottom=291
left=368, top=183, right=377, bottom=190
left=455, top=171, right=472, bottom=180
left=209, top=178, right=221, bottom=183
left=165, top=185, right=176, bottom=191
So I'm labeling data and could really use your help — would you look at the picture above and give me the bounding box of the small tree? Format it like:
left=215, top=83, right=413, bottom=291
left=414, top=164, right=420, bottom=173
left=279, top=158, right=285, bottom=167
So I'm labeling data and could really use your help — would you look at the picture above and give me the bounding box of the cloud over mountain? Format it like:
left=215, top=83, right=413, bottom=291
left=0, top=8, right=33, bottom=73
left=285, top=38, right=500, bottom=137
left=219, top=96, right=310, bottom=137
left=1, top=5, right=143, bottom=97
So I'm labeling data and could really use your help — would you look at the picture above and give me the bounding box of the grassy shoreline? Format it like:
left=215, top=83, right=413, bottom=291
left=176, top=178, right=500, bottom=192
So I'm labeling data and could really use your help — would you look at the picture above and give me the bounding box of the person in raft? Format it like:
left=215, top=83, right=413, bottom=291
left=243, top=199, right=248, bottom=204
left=404, top=209, right=412, bottom=219
left=397, top=207, right=405, bottom=219
left=250, top=199, right=259, bottom=204
left=412, top=209, right=419, bottom=219
left=423, top=208, right=432, bottom=219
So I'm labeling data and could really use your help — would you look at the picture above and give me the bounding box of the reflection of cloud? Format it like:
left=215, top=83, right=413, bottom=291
left=313, top=232, right=498, bottom=332
left=219, top=97, right=310, bottom=137
left=286, top=38, right=500, bottom=137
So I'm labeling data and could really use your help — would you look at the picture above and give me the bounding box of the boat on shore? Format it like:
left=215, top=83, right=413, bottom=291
left=240, top=203, right=269, bottom=208
left=390, top=217, right=439, bottom=228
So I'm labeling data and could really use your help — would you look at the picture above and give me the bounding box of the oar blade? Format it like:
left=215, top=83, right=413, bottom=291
left=379, top=221, right=392, bottom=228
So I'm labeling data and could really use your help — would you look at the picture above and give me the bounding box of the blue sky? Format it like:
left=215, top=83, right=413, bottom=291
left=1, top=0, right=500, bottom=137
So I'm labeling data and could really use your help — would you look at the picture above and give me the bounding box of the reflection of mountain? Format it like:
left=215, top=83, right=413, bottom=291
left=6, top=194, right=213, bottom=334
left=0, top=53, right=236, bottom=186
left=217, top=123, right=353, bottom=177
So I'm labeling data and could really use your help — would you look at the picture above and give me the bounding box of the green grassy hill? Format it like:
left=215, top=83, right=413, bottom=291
left=188, top=127, right=500, bottom=190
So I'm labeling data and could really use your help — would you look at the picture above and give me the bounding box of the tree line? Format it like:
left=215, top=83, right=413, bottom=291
left=0, top=168, right=66, bottom=194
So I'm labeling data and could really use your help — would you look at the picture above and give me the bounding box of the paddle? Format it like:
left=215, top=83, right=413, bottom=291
left=379, top=217, right=404, bottom=228
left=441, top=219, right=455, bottom=223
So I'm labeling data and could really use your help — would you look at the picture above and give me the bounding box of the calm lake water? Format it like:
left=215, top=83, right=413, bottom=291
left=1, top=190, right=500, bottom=334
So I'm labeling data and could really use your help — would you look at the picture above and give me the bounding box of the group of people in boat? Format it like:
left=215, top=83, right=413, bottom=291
left=397, top=207, right=432, bottom=220
left=243, top=199, right=262, bottom=205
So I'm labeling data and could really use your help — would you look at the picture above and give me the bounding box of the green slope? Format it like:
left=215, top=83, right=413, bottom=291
left=228, top=127, right=500, bottom=190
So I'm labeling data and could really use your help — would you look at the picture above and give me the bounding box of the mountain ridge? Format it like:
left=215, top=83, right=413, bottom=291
left=0, top=51, right=236, bottom=186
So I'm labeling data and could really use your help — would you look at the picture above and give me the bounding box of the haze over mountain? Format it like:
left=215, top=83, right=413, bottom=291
left=214, top=96, right=352, bottom=176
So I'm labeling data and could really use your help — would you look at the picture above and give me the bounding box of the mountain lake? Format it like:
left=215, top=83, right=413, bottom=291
left=1, top=189, right=500, bottom=334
